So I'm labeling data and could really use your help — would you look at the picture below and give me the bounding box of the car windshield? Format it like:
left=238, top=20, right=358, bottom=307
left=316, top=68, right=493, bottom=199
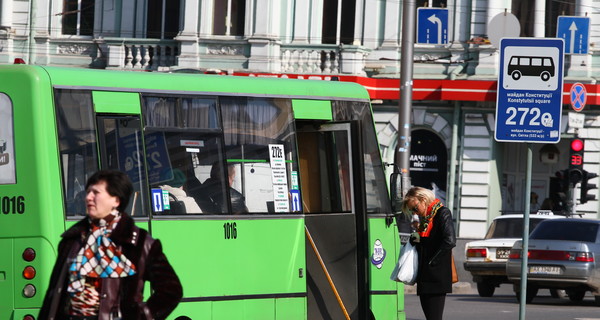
left=530, top=220, right=599, bottom=242
left=484, top=218, right=547, bottom=239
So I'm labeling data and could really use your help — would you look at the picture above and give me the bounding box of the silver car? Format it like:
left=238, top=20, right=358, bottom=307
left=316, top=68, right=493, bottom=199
left=463, top=212, right=559, bottom=297
left=506, top=218, right=600, bottom=305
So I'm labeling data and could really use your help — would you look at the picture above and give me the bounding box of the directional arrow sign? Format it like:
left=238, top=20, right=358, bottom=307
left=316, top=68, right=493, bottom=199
left=557, top=16, right=590, bottom=54
left=152, top=188, right=164, bottom=212
left=290, top=189, right=302, bottom=212
left=417, top=8, right=449, bottom=44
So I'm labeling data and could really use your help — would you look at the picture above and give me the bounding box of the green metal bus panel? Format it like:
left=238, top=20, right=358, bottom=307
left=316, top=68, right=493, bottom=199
left=92, top=91, right=141, bottom=114
left=0, top=66, right=66, bottom=320
left=0, top=239, right=13, bottom=317
left=368, top=217, right=405, bottom=320
left=43, top=66, right=370, bottom=101
left=292, top=99, right=333, bottom=120
left=152, top=218, right=306, bottom=319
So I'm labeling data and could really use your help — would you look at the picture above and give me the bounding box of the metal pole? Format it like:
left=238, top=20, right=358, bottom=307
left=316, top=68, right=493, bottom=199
left=519, top=143, right=533, bottom=320
left=396, top=0, right=416, bottom=196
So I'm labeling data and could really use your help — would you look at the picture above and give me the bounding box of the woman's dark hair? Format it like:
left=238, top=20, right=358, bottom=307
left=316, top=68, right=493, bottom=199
left=85, top=170, right=133, bottom=212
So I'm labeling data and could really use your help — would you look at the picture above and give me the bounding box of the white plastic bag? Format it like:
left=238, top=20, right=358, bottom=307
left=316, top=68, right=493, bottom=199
left=390, top=241, right=418, bottom=285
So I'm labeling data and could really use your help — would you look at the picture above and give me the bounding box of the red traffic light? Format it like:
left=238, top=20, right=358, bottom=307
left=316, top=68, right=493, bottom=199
left=571, top=139, right=584, bottom=152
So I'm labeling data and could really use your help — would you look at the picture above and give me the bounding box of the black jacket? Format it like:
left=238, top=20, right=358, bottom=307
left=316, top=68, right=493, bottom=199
left=415, top=206, right=456, bottom=295
left=39, top=213, right=183, bottom=320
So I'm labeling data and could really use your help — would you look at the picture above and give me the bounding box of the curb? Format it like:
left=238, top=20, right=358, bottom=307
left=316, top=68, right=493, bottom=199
left=404, top=281, right=474, bottom=295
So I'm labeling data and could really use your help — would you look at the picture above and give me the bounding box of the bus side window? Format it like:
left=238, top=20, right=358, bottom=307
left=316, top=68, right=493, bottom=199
left=54, top=89, right=99, bottom=217
left=220, top=97, right=297, bottom=214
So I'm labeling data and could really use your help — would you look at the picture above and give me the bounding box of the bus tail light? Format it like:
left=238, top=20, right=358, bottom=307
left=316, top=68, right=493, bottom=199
left=22, top=247, right=37, bottom=298
left=23, top=315, right=35, bottom=320
left=22, top=284, right=36, bottom=298
left=22, top=248, right=36, bottom=262
left=14, top=58, right=26, bottom=64
left=23, top=266, right=36, bottom=280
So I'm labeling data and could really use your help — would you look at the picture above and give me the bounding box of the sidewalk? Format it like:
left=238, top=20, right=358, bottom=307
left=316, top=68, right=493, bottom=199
left=404, top=281, right=474, bottom=295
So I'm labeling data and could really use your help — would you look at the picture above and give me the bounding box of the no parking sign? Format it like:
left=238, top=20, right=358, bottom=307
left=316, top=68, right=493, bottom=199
left=570, top=83, right=587, bottom=112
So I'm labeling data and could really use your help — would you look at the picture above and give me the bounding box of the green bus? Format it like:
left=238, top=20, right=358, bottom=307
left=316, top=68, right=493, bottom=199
left=0, top=65, right=405, bottom=319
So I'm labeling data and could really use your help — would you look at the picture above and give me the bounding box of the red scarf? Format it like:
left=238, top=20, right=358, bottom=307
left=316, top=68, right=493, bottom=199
left=418, top=199, right=443, bottom=238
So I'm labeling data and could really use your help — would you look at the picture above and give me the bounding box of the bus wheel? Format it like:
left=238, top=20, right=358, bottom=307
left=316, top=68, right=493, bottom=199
left=540, top=71, right=551, bottom=81
left=511, top=71, right=521, bottom=81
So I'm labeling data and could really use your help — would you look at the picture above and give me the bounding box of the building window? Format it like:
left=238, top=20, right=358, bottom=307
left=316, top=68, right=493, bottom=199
left=213, top=0, right=246, bottom=36
left=512, top=0, right=575, bottom=37
left=417, top=0, right=447, bottom=7
left=322, top=0, right=356, bottom=44
left=62, top=0, right=94, bottom=36
left=147, top=0, right=181, bottom=39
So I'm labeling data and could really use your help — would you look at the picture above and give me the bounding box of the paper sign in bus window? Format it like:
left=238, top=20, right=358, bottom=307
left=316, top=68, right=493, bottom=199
left=0, top=93, right=15, bottom=184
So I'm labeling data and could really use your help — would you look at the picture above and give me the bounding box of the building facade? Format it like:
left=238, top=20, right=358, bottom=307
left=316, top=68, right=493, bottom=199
left=2, top=0, right=599, bottom=238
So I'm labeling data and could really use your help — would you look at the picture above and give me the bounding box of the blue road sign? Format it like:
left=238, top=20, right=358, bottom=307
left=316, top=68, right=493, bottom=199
left=570, top=83, right=587, bottom=112
left=290, top=189, right=302, bottom=212
left=495, top=38, right=564, bottom=143
left=417, top=8, right=449, bottom=44
left=151, top=188, right=164, bottom=212
left=557, top=16, right=590, bottom=54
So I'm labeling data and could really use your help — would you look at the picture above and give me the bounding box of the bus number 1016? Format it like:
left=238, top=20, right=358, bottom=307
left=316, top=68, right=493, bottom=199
left=2, top=196, right=25, bottom=214
left=223, top=222, right=237, bottom=239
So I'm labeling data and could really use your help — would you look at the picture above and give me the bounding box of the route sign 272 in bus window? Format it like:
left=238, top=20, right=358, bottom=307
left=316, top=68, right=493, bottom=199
left=495, top=38, right=564, bottom=143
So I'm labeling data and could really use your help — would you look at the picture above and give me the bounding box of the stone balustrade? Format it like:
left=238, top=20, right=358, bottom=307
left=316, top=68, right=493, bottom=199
left=104, top=39, right=179, bottom=70
left=280, top=45, right=340, bottom=74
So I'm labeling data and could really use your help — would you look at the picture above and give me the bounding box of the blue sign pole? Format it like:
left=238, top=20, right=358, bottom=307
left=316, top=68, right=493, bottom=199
left=495, top=38, right=564, bottom=143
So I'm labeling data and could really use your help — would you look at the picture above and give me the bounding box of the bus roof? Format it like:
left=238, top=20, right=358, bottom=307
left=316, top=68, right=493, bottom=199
left=1, top=65, right=371, bottom=101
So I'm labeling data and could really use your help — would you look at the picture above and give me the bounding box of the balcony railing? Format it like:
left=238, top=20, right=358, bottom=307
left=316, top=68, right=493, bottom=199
left=104, top=39, right=179, bottom=70
left=280, top=44, right=340, bottom=74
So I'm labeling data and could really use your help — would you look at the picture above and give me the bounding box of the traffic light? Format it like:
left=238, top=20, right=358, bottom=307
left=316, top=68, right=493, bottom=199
left=580, top=170, right=598, bottom=204
left=568, top=138, right=585, bottom=184
left=553, top=170, right=569, bottom=211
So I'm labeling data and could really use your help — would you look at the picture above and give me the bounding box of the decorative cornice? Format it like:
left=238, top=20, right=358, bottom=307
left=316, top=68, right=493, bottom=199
left=207, top=44, right=243, bottom=55
left=58, top=44, right=93, bottom=55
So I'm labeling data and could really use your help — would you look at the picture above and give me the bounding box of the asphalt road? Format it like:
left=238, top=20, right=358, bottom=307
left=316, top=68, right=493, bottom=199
left=404, top=284, right=600, bottom=320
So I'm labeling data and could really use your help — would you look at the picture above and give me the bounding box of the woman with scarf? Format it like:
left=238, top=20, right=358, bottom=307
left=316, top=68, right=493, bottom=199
left=40, top=170, right=183, bottom=320
left=403, top=187, right=456, bottom=320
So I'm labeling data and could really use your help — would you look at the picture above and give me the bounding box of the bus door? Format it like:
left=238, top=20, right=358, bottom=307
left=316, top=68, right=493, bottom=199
left=96, top=115, right=149, bottom=227
left=297, top=122, right=367, bottom=320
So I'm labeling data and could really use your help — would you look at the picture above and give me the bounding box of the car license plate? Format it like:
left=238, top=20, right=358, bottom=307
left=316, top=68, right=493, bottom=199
left=496, top=248, right=510, bottom=259
left=529, top=266, right=561, bottom=275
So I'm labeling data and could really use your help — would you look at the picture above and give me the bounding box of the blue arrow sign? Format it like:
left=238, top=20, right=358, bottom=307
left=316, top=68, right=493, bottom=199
left=151, top=188, right=164, bottom=212
left=557, top=16, right=590, bottom=54
left=290, top=189, right=302, bottom=212
left=417, top=8, right=449, bottom=44
left=495, top=38, right=564, bottom=143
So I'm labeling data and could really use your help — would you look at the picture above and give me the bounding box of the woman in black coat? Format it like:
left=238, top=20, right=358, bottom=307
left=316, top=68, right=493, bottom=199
left=39, top=170, right=182, bottom=320
left=403, top=187, right=456, bottom=320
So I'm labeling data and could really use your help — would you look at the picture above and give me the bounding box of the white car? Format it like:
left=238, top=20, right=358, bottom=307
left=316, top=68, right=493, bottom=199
left=463, top=211, right=561, bottom=297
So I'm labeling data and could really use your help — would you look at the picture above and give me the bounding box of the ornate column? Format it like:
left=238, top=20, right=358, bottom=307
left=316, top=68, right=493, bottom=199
left=533, top=0, right=546, bottom=37
left=0, top=0, right=12, bottom=29
left=176, top=0, right=201, bottom=68
left=248, top=0, right=281, bottom=72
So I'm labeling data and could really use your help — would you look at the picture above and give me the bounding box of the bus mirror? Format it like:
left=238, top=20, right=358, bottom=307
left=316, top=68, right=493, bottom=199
left=390, top=172, right=402, bottom=213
